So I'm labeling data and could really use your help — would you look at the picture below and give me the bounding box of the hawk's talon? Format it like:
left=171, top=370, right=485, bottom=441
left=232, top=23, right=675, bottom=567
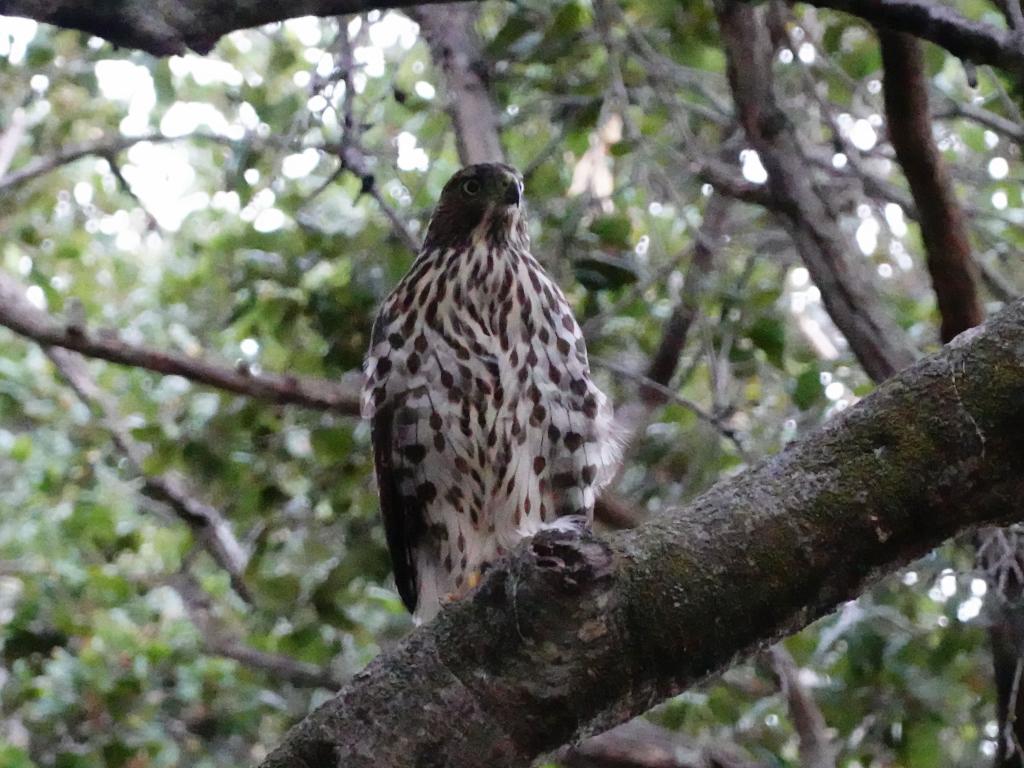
left=441, top=570, right=482, bottom=606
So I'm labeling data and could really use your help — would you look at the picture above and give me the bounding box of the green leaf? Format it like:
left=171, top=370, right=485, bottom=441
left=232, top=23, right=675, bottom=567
left=25, top=41, right=54, bottom=69
left=0, top=745, right=38, bottom=768
left=793, top=367, right=824, bottom=410
left=747, top=316, right=786, bottom=369
left=487, top=10, right=538, bottom=56
left=9, top=434, right=32, bottom=461
left=311, top=426, right=355, bottom=462
left=903, top=717, right=944, bottom=767
left=588, top=214, right=632, bottom=249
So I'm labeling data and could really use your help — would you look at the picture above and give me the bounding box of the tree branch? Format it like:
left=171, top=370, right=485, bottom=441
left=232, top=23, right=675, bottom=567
left=642, top=194, right=730, bottom=404
left=209, top=638, right=341, bottom=689
left=596, top=194, right=739, bottom=530
left=693, top=159, right=778, bottom=209
left=260, top=296, right=1024, bottom=768
left=0, top=0, right=471, bottom=57
left=769, top=646, right=836, bottom=768
left=880, top=31, right=983, bottom=344
left=774, top=0, right=1024, bottom=76
left=408, top=3, right=505, bottom=165
left=0, top=272, right=362, bottom=415
left=0, top=132, right=231, bottom=194
left=996, top=0, right=1024, bottom=32
left=718, top=1, right=916, bottom=382
left=877, top=32, right=1024, bottom=767
left=593, top=356, right=749, bottom=461
left=936, top=99, right=1024, bottom=147
left=560, top=718, right=767, bottom=768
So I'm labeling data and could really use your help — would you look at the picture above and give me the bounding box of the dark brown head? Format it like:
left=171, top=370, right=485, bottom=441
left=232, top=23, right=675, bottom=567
left=422, top=163, right=526, bottom=251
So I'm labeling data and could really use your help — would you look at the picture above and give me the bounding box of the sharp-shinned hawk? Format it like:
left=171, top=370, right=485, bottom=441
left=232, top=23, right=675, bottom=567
left=363, top=163, right=620, bottom=623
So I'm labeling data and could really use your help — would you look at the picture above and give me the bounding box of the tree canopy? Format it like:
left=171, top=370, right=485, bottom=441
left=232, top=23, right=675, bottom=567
left=0, top=1, right=1023, bottom=767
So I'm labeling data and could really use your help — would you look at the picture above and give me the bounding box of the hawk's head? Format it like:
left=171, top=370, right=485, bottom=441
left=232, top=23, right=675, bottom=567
left=423, top=163, right=527, bottom=251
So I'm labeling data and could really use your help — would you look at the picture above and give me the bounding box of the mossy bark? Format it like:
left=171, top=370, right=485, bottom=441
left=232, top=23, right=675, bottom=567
left=262, top=300, right=1024, bottom=768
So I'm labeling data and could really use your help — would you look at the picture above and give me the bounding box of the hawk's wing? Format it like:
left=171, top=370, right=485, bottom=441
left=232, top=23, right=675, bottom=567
left=370, top=402, right=422, bottom=614
left=365, top=300, right=425, bottom=615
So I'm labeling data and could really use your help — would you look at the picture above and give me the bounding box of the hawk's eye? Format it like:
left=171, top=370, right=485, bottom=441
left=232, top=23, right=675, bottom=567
left=462, top=179, right=481, bottom=196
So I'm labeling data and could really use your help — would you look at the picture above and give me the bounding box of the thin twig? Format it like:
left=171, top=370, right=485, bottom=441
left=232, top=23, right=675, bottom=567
left=769, top=646, right=836, bottom=768
left=1008, top=658, right=1024, bottom=760
left=935, top=98, right=1024, bottom=145
left=591, top=355, right=750, bottom=461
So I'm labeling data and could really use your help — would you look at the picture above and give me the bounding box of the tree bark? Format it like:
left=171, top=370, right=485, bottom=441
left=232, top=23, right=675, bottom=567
left=260, top=297, right=1024, bottom=768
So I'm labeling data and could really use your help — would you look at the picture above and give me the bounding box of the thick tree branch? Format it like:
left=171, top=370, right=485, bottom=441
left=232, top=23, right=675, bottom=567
left=260, top=297, right=1024, bottom=768
left=719, top=1, right=916, bottom=382
left=0, top=0, right=470, bottom=57
left=0, top=273, right=362, bottom=415
left=5, top=0, right=1023, bottom=81
left=775, top=0, right=1024, bottom=76
left=880, top=31, right=984, bottom=344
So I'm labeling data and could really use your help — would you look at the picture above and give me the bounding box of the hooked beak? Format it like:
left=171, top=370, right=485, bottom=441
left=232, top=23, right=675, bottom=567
left=502, top=178, right=522, bottom=207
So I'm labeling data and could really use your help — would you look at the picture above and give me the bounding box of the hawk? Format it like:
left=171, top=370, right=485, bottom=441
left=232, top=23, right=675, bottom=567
left=362, top=163, right=620, bottom=623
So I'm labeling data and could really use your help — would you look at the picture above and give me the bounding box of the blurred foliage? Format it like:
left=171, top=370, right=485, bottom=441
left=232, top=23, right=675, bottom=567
left=0, top=1, right=1022, bottom=766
